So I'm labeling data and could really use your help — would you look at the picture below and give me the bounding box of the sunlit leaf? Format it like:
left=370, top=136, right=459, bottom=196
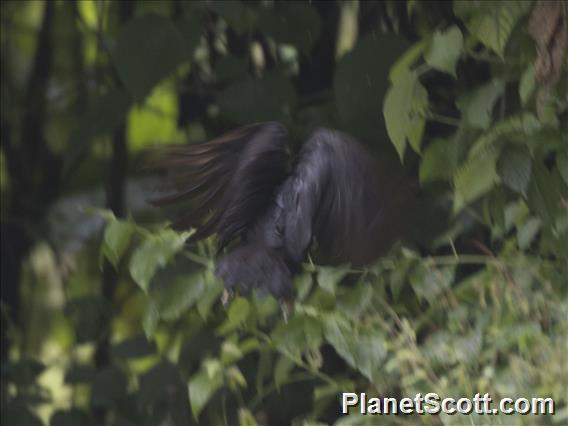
left=419, top=138, right=458, bottom=183
left=457, top=80, right=504, bottom=130
left=129, top=229, right=191, bottom=292
left=102, top=218, right=135, bottom=268
left=424, top=25, right=463, bottom=77
left=383, top=70, right=428, bottom=159
left=455, top=1, right=531, bottom=58
left=316, top=264, right=350, bottom=294
left=188, top=362, right=224, bottom=419
left=153, top=272, right=205, bottom=321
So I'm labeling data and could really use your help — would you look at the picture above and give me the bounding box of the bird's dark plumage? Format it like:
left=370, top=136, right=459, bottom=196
left=151, top=122, right=391, bottom=298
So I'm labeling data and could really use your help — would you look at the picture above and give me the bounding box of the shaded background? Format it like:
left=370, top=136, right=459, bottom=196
left=1, top=1, right=567, bottom=425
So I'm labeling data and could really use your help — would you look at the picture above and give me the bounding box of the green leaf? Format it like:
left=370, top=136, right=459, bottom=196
left=102, top=218, right=135, bottom=268
left=457, top=80, right=504, bottom=129
left=188, top=362, right=224, bottom=419
left=456, top=1, right=531, bottom=58
left=323, top=315, right=386, bottom=382
left=335, top=34, right=409, bottom=140
left=527, top=162, right=561, bottom=224
left=497, top=145, right=532, bottom=195
left=409, top=264, right=456, bottom=303
left=153, top=273, right=205, bottom=321
left=383, top=70, right=428, bottom=160
left=294, top=272, right=313, bottom=301
left=517, top=217, right=541, bottom=250
left=389, top=39, right=427, bottom=83
left=197, top=272, right=224, bottom=319
left=519, top=64, right=535, bottom=107
left=129, top=229, right=190, bottom=293
left=238, top=408, right=259, bottom=426
left=469, top=113, right=541, bottom=158
left=274, top=355, right=294, bottom=391
left=316, top=264, right=350, bottom=294
left=336, top=280, right=373, bottom=316
left=143, top=300, right=159, bottom=339
left=112, top=15, right=187, bottom=101
left=453, top=148, right=499, bottom=213
left=424, top=25, right=463, bottom=77
left=419, top=138, right=458, bottom=183
left=217, top=297, right=250, bottom=334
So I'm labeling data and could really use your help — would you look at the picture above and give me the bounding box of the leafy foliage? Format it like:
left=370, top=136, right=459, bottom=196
left=1, top=1, right=567, bottom=426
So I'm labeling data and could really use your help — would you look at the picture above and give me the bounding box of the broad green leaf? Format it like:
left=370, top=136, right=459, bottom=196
left=294, top=272, right=313, bottom=301
left=519, top=64, right=535, bottom=107
left=188, top=364, right=223, bottom=419
left=102, top=218, right=135, bottom=268
left=424, top=25, right=463, bottom=77
left=274, top=355, right=294, bottom=391
left=457, top=80, right=504, bottom=129
left=323, top=315, right=386, bottom=382
left=127, top=84, right=187, bottom=149
left=197, top=273, right=224, bottom=319
left=527, top=162, right=562, bottom=224
left=517, top=217, right=541, bottom=250
left=410, top=264, right=456, bottom=303
left=323, top=315, right=355, bottom=366
left=239, top=408, right=259, bottom=426
left=419, top=138, right=458, bottom=183
left=456, top=1, right=531, bottom=58
left=468, top=113, right=540, bottom=159
left=389, top=39, right=427, bottom=83
left=271, top=312, right=322, bottom=354
left=228, top=297, right=250, bottom=326
left=497, top=145, right=532, bottom=195
left=336, top=281, right=373, bottom=316
left=152, top=273, right=205, bottom=321
left=129, top=229, right=190, bottom=292
left=383, top=70, right=428, bottom=160
left=335, top=34, right=409, bottom=140
left=143, top=300, right=159, bottom=338
left=453, top=148, right=499, bottom=212
left=316, top=264, right=350, bottom=294
left=112, top=15, right=187, bottom=101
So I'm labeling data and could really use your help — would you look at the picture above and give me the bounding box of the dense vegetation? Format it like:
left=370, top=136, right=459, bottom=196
left=1, top=1, right=566, bottom=425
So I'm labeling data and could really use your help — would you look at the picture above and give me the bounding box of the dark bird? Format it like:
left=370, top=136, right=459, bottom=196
left=151, top=122, right=408, bottom=299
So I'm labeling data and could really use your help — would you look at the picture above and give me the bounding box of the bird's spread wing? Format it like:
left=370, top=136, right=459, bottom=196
left=281, top=129, right=384, bottom=266
left=150, top=122, right=291, bottom=250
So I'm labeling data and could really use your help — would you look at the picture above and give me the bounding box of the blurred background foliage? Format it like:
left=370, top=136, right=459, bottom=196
left=1, top=1, right=567, bottom=425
